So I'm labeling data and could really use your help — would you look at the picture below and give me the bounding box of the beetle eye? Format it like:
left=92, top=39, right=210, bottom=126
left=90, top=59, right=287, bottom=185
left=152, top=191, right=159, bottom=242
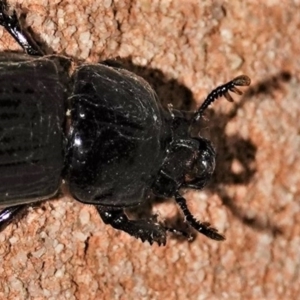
left=198, top=145, right=216, bottom=176
left=183, top=138, right=216, bottom=189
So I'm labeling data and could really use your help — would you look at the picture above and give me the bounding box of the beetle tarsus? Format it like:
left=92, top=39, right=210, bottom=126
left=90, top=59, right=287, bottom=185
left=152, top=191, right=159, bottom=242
left=0, top=0, right=43, bottom=55
left=175, top=193, right=225, bottom=241
left=97, top=207, right=167, bottom=246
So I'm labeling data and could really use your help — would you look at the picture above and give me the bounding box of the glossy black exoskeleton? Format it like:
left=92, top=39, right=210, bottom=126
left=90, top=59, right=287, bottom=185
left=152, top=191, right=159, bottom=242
left=0, top=0, right=251, bottom=245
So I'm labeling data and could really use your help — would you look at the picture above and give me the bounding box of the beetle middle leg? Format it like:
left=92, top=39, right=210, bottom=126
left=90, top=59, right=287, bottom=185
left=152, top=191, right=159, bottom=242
left=0, top=0, right=43, bottom=55
left=0, top=204, right=28, bottom=231
left=97, top=207, right=167, bottom=245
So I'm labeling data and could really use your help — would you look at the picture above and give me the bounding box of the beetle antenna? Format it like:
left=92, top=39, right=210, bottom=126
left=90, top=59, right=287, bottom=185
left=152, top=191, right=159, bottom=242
left=191, top=75, right=251, bottom=124
left=175, top=192, right=225, bottom=241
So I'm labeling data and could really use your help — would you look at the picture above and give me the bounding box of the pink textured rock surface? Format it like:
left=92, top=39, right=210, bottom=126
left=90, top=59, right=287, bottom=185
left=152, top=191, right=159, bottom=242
left=1, top=0, right=300, bottom=299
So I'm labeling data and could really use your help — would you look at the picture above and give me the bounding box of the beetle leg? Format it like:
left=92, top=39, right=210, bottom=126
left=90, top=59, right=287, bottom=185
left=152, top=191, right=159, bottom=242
left=96, top=207, right=167, bottom=246
left=175, top=192, right=225, bottom=241
left=147, top=212, right=194, bottom=240
left=0, top=0, right=44, bottom=55
left=0, top=204, right=27, bottom=231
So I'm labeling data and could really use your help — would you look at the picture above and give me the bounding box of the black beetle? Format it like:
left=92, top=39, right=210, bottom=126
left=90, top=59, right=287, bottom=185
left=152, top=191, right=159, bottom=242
left=0, top=0, right=250, bottom=245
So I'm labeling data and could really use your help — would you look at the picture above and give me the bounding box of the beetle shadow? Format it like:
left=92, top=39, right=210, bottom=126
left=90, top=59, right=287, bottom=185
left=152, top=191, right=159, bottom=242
left=116, top=57, right=291, bottom=240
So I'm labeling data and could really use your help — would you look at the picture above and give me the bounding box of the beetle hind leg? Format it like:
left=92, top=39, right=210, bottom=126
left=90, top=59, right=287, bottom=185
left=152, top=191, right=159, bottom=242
left=0, top=0, right=43, bottom=55
left=175, top=192, right=226, bottom=241
left=97, top=207, right=167, bottom=246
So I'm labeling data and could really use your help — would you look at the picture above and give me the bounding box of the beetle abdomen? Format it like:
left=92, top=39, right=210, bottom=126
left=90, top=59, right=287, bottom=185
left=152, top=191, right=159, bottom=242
left=0, top=54, right=68, bottom=206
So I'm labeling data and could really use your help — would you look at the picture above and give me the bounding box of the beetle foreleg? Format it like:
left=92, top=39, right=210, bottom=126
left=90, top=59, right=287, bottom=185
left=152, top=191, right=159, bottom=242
left=96, top=207, right=167, bottom=246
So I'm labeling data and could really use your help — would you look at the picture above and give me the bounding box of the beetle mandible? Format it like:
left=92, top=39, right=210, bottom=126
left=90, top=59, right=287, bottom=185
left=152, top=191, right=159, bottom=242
left=0, top=0, right=250, bottom=245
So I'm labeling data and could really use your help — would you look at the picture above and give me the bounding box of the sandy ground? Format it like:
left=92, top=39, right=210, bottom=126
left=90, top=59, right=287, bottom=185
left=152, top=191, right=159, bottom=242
left=1, top=0, right=300, bottom=299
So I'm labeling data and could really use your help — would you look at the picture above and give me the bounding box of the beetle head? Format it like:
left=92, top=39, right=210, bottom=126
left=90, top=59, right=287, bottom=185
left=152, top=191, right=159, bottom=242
left=182, top=137, right=215, bottom=190
left=152, top=136, right=215, bottom=197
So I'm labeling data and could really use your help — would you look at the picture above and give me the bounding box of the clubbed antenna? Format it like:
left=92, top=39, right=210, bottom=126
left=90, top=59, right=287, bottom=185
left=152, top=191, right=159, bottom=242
left=192, top=75, right=251, bottom=123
